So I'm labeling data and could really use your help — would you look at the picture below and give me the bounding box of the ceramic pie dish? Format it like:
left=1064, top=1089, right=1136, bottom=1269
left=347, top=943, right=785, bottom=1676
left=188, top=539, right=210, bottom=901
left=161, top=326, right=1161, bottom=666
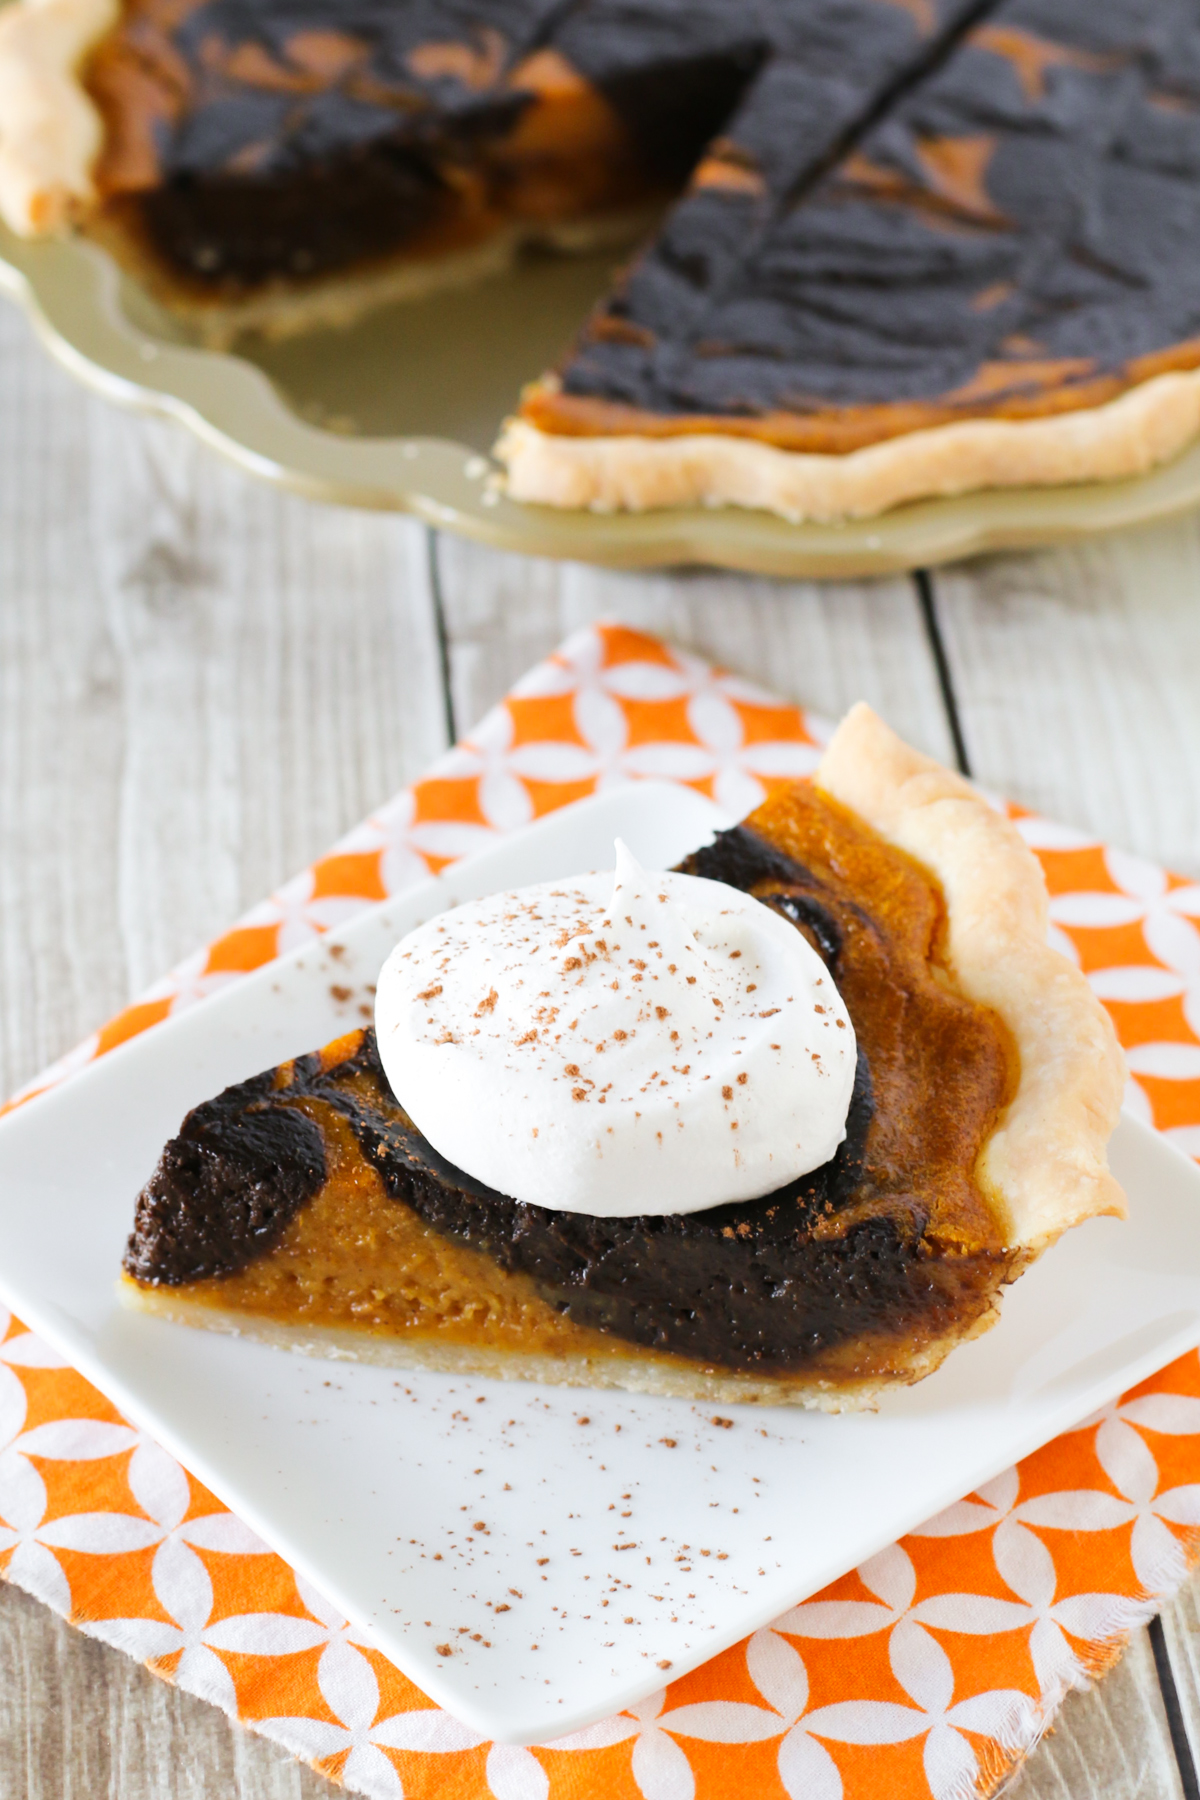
left=7, top=212, right=1200, bottom=575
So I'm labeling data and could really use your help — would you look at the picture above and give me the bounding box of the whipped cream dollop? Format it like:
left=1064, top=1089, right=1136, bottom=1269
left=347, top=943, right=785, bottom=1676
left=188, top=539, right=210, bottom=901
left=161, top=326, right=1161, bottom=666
left=374, top=842, right=857, bottom=1217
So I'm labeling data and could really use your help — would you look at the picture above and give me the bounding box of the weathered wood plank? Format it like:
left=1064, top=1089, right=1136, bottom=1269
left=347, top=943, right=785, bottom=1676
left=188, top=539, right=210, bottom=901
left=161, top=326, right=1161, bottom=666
left=0, top=1581, right=332, bottom=1799
left=1009, top=1628, right=1185, bottom=1800
left=928, top=521, right=1200, bottom=878
left=1159, top=1570, right=1200, bottom=1780
left=432, top=535, right=957, bottom=763
left=0, top=297, right=445, bottom=1794
left=0, top=300, right=447, bottom=1098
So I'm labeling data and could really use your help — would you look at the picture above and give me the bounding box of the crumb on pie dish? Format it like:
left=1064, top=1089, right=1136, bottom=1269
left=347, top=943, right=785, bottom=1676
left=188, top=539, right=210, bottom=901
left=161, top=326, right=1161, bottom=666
left=118, top=706, right=1127, bottom=1411
left=4, top=0, right=1200, bottom=519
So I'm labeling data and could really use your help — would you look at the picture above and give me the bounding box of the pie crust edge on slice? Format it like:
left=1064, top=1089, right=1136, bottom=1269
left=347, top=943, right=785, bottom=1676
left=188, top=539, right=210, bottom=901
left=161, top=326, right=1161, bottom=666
left=820, top=703, right=1125, bottom=1253
left=118, top=705, right=1127, bottom=1410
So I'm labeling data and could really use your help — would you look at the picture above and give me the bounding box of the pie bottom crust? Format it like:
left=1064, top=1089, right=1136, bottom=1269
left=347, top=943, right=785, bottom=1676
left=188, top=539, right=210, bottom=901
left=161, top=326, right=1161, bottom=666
left=119, top=1281, right=1005, bottom=1413
left=82, top=205, right=658, bottom=350
left=495, top=370, right=1200, bottom=522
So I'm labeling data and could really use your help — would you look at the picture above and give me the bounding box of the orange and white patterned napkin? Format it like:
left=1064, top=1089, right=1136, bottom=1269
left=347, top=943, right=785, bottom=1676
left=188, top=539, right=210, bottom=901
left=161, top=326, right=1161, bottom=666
left=3, top=621, right=1200, bottom=1800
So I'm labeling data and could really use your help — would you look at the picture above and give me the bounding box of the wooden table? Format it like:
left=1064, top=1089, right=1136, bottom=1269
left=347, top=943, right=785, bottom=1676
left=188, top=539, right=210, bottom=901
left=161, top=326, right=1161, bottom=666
left=2, top=293, right=1199, bottom=1799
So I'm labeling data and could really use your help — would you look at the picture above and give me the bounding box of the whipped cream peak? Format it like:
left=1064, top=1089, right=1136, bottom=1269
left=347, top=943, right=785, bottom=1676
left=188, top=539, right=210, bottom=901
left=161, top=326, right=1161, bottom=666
left=374, top=842, right=857, bottom=1217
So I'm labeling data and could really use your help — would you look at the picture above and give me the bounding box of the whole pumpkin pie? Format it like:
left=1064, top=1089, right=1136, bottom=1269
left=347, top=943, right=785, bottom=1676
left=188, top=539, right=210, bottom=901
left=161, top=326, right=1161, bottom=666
left=119, top=706, right=1126, bottom=1410
left=4, top=0, right=1200, bottom=516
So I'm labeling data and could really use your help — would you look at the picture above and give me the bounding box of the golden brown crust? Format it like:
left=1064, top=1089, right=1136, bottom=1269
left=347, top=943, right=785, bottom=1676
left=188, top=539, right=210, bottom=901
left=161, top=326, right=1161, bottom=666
left=816, top=703, right=1127, bottom=1251
left=0, top=0, right=117, bottom=234
left=495, top=371, right=1200, bottom=522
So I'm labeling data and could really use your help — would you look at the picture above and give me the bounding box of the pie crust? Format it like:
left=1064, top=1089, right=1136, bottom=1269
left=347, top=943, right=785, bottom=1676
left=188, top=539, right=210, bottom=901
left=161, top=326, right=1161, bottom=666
left=497, top=372, right=1200, bottom=524
left=120, top=707, right=1127, bottom=1409
left=82, top=205, right=657, bottom=351
left=0, top=0, right=116, bottom=234
left=819, top=704, right=1126, bottom=1250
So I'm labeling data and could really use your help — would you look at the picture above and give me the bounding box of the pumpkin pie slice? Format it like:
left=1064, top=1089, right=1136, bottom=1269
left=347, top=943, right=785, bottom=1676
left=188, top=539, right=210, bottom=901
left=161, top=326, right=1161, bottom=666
left=119, top=706, right=1125, bottom=1410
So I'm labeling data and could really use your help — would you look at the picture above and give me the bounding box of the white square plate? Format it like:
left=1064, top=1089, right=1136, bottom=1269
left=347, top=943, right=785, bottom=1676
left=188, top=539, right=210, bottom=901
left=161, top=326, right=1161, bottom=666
left=0, top=783, right=1198, bottom=1745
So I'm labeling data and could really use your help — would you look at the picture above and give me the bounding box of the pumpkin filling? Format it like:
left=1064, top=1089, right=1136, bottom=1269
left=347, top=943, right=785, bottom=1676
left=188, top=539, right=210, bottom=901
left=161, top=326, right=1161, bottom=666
left=122, top=783, right=1022, bottom=1385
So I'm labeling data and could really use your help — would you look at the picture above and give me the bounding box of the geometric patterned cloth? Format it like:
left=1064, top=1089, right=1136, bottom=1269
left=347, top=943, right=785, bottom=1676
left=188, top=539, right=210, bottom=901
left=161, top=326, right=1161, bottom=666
left=2, top=621, right=1199, bottom=1800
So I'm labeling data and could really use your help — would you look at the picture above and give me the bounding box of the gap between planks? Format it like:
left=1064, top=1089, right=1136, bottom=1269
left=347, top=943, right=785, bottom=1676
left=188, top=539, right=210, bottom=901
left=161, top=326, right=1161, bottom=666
left=427, top=529, right=958, bottom=764
left=926, top=521, right=1200, bottom=879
